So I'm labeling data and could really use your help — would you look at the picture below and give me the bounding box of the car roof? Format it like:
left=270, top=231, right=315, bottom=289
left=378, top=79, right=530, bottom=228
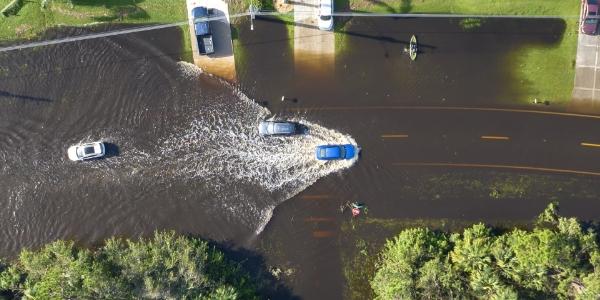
left=273, top=122, right=295, bottom=131
left=319, top=145, right=341, bottom=158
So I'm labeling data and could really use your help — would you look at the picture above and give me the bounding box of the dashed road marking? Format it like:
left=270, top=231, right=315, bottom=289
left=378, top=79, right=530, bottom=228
left=381, top=134, right=409, bottom=138
left=313, top=230, right=335, bottom=238
left=581, top=142, right=600, bottom=148
left=481, top=135, right=510, bottom=140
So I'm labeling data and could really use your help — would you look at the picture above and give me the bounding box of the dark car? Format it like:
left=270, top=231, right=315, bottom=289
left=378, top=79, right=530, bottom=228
left=315, top=144, right=357, bottom=160
left=192, top=6, right=215, bottom=54
left=583, top=0, right=599, bottom=35
left=258, top=121, right=299, bottom=136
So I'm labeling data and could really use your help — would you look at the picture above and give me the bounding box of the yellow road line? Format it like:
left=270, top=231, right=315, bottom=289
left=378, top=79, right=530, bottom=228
left=393, top=162, right=600, bottom=176
left=286, top=105, right=600, bottom=119
left=313, top=230, right=335, bottom=238
left=581, top=142, right=600, bottom=148
left=381, top=134, right=409, bottom=138
left=481, top=135, right=510, bottom=140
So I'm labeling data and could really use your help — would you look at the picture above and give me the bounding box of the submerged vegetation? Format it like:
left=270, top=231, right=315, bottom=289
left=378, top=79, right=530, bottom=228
left=343, top=203, right=600, bottom=299
left=0, top=231, right=258, bottom=299
left=340, top=0, right=579, bottom=105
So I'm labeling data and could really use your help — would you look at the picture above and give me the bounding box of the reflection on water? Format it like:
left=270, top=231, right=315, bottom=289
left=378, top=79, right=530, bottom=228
left=0, top=26, right=356, bottom=256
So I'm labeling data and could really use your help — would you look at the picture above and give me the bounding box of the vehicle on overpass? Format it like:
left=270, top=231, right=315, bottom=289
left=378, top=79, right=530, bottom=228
left=583, top=0, right=599, bottom=35
left=192, top=6, right=215, bottom=55
left=318, top=0, right=334, bottom=31
left=316, top=144, right=357, bottom=160
left=68, top=142, right=105, bottom=161
left=258, top=120, right=300, bottom=136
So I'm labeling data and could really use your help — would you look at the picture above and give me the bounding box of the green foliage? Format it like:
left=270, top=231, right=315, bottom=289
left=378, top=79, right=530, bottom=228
left=372, top=203, right=600, bottom=299
left=458, top=18, right=483, bottom=31
left=0, top=231, right=258, bottom=299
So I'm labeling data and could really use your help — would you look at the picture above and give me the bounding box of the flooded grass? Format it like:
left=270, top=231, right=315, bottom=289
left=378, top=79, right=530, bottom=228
left=338, top=168, right=600, bottom=298
left=333, top=0, right=579, bottom=105
left=398, top=170, right=600, bottom=202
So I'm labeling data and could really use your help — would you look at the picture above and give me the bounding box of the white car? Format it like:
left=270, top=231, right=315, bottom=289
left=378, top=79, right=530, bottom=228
left=67, top=142, right=105, bottom=161
left=318, top=0, right=333, bottom=31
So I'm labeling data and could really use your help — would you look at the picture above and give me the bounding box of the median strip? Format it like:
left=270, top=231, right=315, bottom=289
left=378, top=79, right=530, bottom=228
left=481, top=135, right=510, bottom=140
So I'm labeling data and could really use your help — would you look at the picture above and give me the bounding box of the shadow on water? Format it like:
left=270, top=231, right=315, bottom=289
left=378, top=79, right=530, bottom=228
left=0, top=90, right=52, bottom=102
left=211, top=239, right=299, bottom=299
left=102, top=142, right=120, bottom=158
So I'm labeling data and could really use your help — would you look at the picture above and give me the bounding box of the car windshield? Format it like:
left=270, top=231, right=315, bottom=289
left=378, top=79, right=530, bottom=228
left=320, top=15, right=331, bottom=21
left=320, top=149, right=326, bottom=157
left=339, top=146, right=346, bottom=157
left=586, top=18, right=599, bottom=24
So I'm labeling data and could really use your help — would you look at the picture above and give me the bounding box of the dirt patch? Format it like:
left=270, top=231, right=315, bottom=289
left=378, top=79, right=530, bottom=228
left=14, top=24, right=32, bottom=37
left=51, top=5, right=96, bottom=19
left=274, top=0, right=293, bottom=13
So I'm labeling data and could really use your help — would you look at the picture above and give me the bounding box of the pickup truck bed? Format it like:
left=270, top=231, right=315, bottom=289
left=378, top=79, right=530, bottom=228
left=192, top=6, right=215, bottom=55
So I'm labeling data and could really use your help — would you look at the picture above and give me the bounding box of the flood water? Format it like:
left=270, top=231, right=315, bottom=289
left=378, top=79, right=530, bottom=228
left=235, top=16, right=600, bottom=299
left=0, top=15, right=596, bottom=300
left=0, top=25, right=356, bottom=256
left=238, top=16, right=566, bottom=107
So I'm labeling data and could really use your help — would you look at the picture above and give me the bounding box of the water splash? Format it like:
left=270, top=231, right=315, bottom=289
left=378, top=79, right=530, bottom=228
left=159, top=62, right=358, bottom=234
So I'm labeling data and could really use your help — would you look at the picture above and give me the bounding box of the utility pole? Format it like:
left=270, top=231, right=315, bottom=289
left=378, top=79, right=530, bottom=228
left=249, top=4, right=257, bottom=30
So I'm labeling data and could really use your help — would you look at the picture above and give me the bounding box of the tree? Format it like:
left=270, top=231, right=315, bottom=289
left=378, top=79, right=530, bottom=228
left=0, top=232, right=258, bottom=299
left=371, top=228, right=450, bottom=299
left=371, top=203, right=600, bottom=300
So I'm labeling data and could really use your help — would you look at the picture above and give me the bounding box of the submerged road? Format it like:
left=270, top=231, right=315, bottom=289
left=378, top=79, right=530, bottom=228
left=235, top=17, right=600, bottom=298
left=265, top=105, right=600, bottom=299
left=285, top=106, right=600, bottom=175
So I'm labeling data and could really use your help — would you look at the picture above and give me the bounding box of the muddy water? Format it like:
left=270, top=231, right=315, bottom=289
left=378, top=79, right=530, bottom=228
left=0, top=16, right=584, bottom=299
left=237, top=16, right=566, bottom=107
left=0, top=26, right=357, bottom=256
left=233, top=16, right=599, bottom=299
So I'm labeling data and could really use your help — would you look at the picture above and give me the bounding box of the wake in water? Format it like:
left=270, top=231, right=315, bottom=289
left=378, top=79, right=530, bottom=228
left=158, top=62, right=357, bottom=233
left=0, top=31, right=357, bottom=253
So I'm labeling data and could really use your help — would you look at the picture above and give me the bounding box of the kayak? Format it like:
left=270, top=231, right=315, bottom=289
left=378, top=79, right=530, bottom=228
left=409, top=35, right=418, bottom=61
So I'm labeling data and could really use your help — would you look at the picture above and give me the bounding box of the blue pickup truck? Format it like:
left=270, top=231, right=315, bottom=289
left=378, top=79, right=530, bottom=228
left=191, top=6, right=215, bottom=55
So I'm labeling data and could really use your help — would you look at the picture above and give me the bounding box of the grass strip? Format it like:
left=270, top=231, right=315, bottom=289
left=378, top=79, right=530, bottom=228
left=0, top=0, right=187, bottom=42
